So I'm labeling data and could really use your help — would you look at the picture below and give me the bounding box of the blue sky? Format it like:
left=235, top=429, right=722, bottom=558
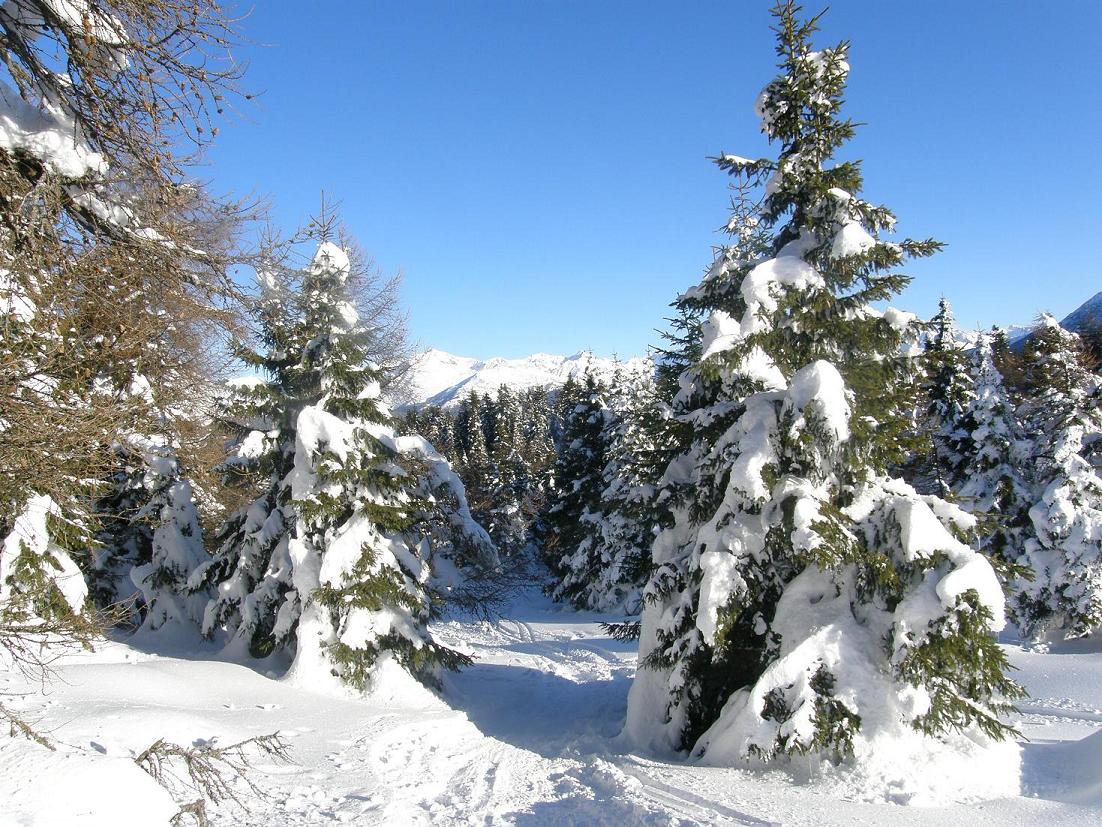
left=205, top=1, right=1102, bottom=359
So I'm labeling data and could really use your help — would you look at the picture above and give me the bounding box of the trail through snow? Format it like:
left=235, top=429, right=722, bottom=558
left=4, top=587, right=1102, bottom=825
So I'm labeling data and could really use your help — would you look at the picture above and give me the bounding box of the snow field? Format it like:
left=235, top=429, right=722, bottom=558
left=4, top=588, right=1102, bottom=825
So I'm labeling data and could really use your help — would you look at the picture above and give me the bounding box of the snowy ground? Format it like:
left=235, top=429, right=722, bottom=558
left=4, top=588, right=1102, bottom=825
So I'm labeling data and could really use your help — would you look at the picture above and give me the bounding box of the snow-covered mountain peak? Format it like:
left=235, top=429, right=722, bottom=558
left=1062, top=290, right=1102, bottom=334
left=404, top=348, right=649, bottom=409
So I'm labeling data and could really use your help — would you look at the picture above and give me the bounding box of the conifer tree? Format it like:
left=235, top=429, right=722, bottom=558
left=189, top=259, right=300, bottom=658
left=407, top=388, right=550, bottom=558
left=989, top=326, right=1027, bottom=393
left=921, top=298, right=975, bottom=496
left=513, top=387, right=556, bottom=536
left=538, top=373, right=612, bottom=588
left=954, top=333, right=1033, bottom=570
left=1014, top=315, right=1102, bottom=641
left=192, top=216, right=493, bottom=686
left=554, top=362, right=676, bottom=612
left=550, top=375, right=585, bottom=450
left=624, top=3, right=1020, bottom=781
left=476, top=386, right=528, bottom=554
left=1, top=495, right=100, bottom=654
left=91, top=433, right=208, bottom=634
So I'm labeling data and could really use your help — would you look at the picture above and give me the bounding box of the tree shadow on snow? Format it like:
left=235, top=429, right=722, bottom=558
left=1019, top=733, right=1102, bottom=807
left=112, top=626, right=291, bottom=678
left=443, top=661, right=632, bottom=759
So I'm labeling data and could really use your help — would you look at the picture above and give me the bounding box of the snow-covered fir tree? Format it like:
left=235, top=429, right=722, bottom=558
left=91, top=431, right=208, bottom=635
left=403, top=385, right=555, bottom=558
left=512, top=387, right=557, bottom=532
left=558, top=362, right=676, bottom=613
left=1013, top=315, right=1102, bottom=642
left=624, top=3, right=1022, bottom=793
left=1, top=495, right=99, bottom=651
left=188, top=259, right=300, bottom=658
left=192, top=223, right=495, bottom=687
left=920, top=298, right=975, bottom=496
left=478, top=386, right=530, bottom=554
left=538, top=373, right=612, bottom=596
left=954, top=332, right=1033, bottom=571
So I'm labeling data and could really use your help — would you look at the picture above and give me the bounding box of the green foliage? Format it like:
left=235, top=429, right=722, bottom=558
left=898, top=592, right=1025, bottom=740
left=630, top=1, right=1018, bottom=767
left=537, top=372, right=611, bottom=583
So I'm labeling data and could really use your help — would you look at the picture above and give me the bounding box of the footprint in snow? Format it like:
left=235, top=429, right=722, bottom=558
left=256, top=703, right=282, bottom=710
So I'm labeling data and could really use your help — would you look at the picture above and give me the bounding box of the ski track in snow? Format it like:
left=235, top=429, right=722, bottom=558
left=5, top=587, right=1102, bottom=825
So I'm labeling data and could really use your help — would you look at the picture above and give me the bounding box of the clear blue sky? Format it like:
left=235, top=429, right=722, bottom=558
left=204, top=1, right=1102, bottom=359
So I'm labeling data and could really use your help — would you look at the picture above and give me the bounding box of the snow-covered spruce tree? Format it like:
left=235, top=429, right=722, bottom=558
left=458, top=387, right=519, bottom=554
left=557, top=362, right=675, bottom=613
left=187, top=258, right=299, bottom=658
left=404, top=406, right=456, bottom=464
left=1013, top=315, right=1102, bottom=642
left=405, top=390, right=534, bottom=558
left=549, top=374, right=585, bottom=449
left=1, top=496, right=100, bottom=661
left=90, top=431, right=209, bottom=635
left=456, top=392, right=493, bottom=520
left=566, top=308, right=706, bottom=619
left=920, top=298, right=975, bottom=496
left=513, top=386, right=556, bottom=529
left=624, top=3, right=1021, bottom=796
left=193, top=227, right=494, bottom=687
left=538, top=373, right=613, bottom=593
left=954, top=333, right=1033, bottom=572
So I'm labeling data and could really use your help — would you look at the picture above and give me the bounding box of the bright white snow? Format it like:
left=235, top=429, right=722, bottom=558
left=3, top=588, right=1102, bottom=824
left=403, top=349, right=652, bottom=409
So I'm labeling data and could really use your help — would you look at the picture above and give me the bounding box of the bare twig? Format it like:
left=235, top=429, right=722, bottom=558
left=135, top=731, right=292, bottom=823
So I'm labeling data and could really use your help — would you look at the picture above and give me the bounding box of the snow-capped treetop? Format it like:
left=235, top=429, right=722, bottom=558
left=308, top=241, right=352, bottom=281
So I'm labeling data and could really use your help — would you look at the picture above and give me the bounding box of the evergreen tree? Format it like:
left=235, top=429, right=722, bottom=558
left=554, top=362, right=678, bottom=612
left=410, top=407, right=457, bottom=463
left=654, top=305, right=705, bottom=405
left=954, top=332, right=1033, bottom=570
left=91, top=432, right=208, bottom=634
left=624, top=3, right=1020, bottom=779
left=458, top=392, right=492, bottom=523
left=550, top=375, right=585, bottom=450
left=405, top=386, right=553, bottom=558
left=921, top=298, right=975, bottom=496
left=538, top=373, right=612, bottom=589
left=189, top=260, right=300, bottom=658
left=513, top=387, right=556, bottom=537
left=1014, top=315, right=1102, bottom=641
left=193, top=221, right=493, bottom=686
left=990, top=326, right=1027, bottom=393
left=477, top=386, right=528, bottom=554
left=1, top=495, right=99, bottom=653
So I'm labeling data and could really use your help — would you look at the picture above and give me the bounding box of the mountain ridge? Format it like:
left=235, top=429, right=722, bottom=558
left=404, top=348, right=650, bottom=409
